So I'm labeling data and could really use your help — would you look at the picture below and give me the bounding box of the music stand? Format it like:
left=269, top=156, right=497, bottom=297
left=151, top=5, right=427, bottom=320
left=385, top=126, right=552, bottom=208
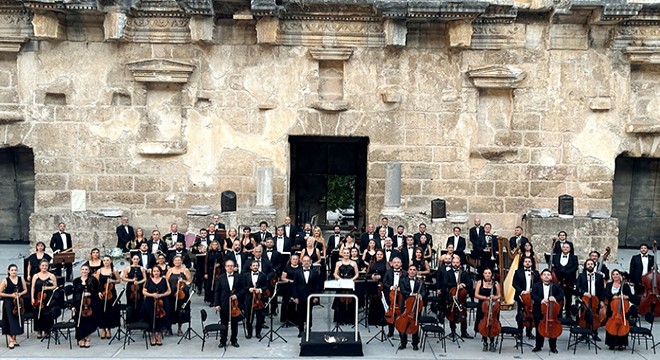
left=366, top=289, right=393, bottom=347
left=357, top=280, right=377, bottom=332
left=259, top=284, right=286, bottom=347
left=178, top=291, right=203, bottom=344
left=275, top=280, right=297, bottom=329
left=53, top=251, right=75, bottom=282
left=108, top=288, right=127, bottom=345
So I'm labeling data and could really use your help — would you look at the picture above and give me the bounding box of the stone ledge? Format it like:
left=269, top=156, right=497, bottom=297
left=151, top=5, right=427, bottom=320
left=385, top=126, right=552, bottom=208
left=309, top=48, right=354, bottom=61
left=0, top=36, right=30, bottom=53
left=470, top=146, right=519, bottom=161
left=625, top=47, right=660, bottom=65
left=466, top=65, right=525, bottom=89
left=626, top=124, right=660, bottom=134
left=137, top=141, right=188, bottom=155
left=0, top=104, right=25, bottom=123
left=127, top=59, right=195, bottom=83
left=309, top=99, right=350, bottom=112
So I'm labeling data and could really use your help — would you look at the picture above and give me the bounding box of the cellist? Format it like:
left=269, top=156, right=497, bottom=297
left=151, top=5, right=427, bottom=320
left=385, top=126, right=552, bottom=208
left=576, top=259, right=604, bottom=341
left=396, top=264, right=426, bottom=351
left=513, top=256, right=540, bottom=340
left=383, top=257, right=404, bottom=338
left=474, top=268, right=502, bottom=352
left=604, top=269, right=639, bottom=351
left=531, top=269, right=564, bottom=353
left=443, top=255, right=474, bottom=339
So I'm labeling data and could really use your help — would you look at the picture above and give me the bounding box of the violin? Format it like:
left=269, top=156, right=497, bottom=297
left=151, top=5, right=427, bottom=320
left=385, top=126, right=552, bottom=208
left=596, top=247, right=611, bottom=325
left=394, top=295, right=424, bottom=334
left=130, top=282, right=141, bottom=301
left=230, top=296, right=242, bottom=318
left=520, top=293, right=534, bottom=329
left=538, top=283, right=562, bottom=339
left=81, top=296, right=93, bottom=317
left=176, top=280, right=186, bottom=300
left=639, top=240, right=660, bottom=317
left=12, top=292, right=25, bottom=316
left=477, top=281, right=501, bottom=338
left=155, top=297, right=166, bottom=319
left=101, top=281, right=114, bottom=301
left=32, top=290, right=47, bottom=308
left=251, top=289, right=265, bottom=311
left=384, top=286, right=402, bottom=324
left=605, top=290, right=630, bottom=337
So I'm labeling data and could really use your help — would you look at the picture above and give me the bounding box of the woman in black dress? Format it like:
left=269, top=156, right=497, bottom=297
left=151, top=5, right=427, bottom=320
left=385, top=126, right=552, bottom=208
left=204, top=240, right=223, bottom=304
left=517, top=242, right=538, bottom=271
left=1, top=264, right=28, bottom=349
left=367, top=250, right=388, bottom=326
left=31, top=259, right=57, bottom=338
left=474, top=268, right=502, bottom=352
left=121, top=254, right=147, bottom=323
left=26, top=242, right=51, bottom=284
left=224, top=227, right=238, bottom=252
left=72, top=264, right=98, bottom=348
left=166, top=255, right=192, bottom=336
left=418, top=234, right=433, bottom=263
left=412, top=248, right=431, bottom=280
left=302, top=237, right=321, bottom=265
left=362, top=239, right=377, bottom=265
left=281, top=254, right=301, bottom=324
left=604, top=269, right=640, bottom=351
left=83, top=248, right=102, bottom=275
left=143, top=266, right=172, bottom=346
left=332, top=248, right=359, bottom=325
left=240, top=226, right=255, bottom=254
left=350, top=247, right=366, bottom=272
left=94, top=255, right=121, bottom=339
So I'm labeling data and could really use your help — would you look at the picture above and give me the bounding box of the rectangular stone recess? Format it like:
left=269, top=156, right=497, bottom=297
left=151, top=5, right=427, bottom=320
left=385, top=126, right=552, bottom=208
left=318, top=60, right=344, bottom=101
left=476, top=89, right=513, bottom=146
left=629, top=64, right=660, bottom=127
left=143, top=82, right=183, bottom=141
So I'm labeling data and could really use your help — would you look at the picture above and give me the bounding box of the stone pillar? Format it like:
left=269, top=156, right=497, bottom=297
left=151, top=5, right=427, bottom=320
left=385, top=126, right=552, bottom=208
left=381, top=162, right=404, bottom=216
left=253, top=167, right=276, bottom=215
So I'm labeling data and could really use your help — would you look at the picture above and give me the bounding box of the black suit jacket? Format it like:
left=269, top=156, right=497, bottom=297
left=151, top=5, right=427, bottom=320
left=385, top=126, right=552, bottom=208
left=398, top=275, right=427, bottom=303
left=531, top=282, right=564, bottom=320
left=146, top=240, right=168, bottom=255
left=509, top=236, right=529, bottom=250
left=226, top=251, right=248, bottom=274
left=274, top=236, right=292, bottom=253
left=413, top=232, right=433, bottom=247
left=280, top=224, right=298, bottom=240
left=446, top=236, right=466, bottom=253
left=552, top=253, right=578, bottom=287
left=50, top=232, right=73, bottom=252
left=253, top=231, right=273, bottom=244
left=378, top=225, right=395, bottom=239
left=629, top=254, right=654, bottom=284
left=167, top=250, right=191, bottom=268
left=435, top=263, right=453, bottom=293
left=291, top=268, right=322, bottom=303
left=400, top=246, right=416, bottom=270
left=552, top=240, right=575, bottom=255
left=214, top=222, right=226, bottom=230
left=116, top=225, right=135, bottom=247
left=214, top=272, right=245, bottom=310
left=576, top=272, right=604, bottom=300
left=360, top=232, right=376, bottom=252
left=137, top=252, right=156, bottom=269
left=512, top=268, right=540, bottom=300
left=392, top=234, right=406, bottom=249
left=163, top=233, right=186, bottom=246
left=243, top=256, right=274, bottom=279
left=469, top=226, right=485, bottom=251
left=442, top=268, right=473, bottom=295
left=241, top=271, right=269, bottom=309
left=382, top=248, right=402, bottom=265
left=264, top=248, right=283, bottom=273
left=327, top=234, right=344, bottom=253
left=383, top=268, right=404, bottom=290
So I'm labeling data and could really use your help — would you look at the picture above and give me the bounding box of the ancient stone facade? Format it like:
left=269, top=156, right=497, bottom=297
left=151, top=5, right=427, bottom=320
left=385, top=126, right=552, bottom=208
left=0, top=0, right=658, bottom=252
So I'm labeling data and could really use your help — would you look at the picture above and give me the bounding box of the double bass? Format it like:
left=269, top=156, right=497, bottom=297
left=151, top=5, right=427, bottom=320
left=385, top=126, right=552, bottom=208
left=395, top=295, right=424, bottom=334
left=538, top=283, right=562, bottom=339
left=596, top=247, right=611, bottom=326
left=605, top=291, right=630, bottom=337
left=478, top=280, right=501, bottom=338
left=639, top=240, right=660, bottom=317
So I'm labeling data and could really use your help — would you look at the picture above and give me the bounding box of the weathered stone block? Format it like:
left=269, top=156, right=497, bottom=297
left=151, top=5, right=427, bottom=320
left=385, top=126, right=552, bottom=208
left=469, top=197, right=505, bottom=213
left=32, top=12, right=66, bottom=40
left=35, top=174, right=67, bottom=190
left=447, top=20, right=472, bottom=48
left=97, top=175, right=134, bottom=192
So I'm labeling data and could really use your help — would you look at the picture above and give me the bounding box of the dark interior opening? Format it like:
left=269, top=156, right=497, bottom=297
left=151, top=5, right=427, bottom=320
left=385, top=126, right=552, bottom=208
left=0, top=147, right=35, bottom=243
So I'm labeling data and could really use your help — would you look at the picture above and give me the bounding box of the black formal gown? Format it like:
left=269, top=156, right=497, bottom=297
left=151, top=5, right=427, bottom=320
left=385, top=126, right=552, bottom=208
left=2, top=277, right=25, bottom=336
left=72, top=276, right=98, bottom=341
left=97, top=273, right=121, bottom=329
left=143, top=278, right=170, bottom=332
left=332, top=264, right=356, bottom=325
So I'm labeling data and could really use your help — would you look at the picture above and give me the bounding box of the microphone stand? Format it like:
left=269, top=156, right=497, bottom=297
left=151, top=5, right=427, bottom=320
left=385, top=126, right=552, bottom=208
left=259, top=283, right=286, bottom=347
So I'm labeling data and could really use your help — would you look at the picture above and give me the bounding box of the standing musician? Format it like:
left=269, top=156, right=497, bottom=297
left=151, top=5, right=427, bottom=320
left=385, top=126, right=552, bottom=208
left=401, top=236, right=416, bottom=270
left=1, top=264, right=28, bottom=349
left=241, top=226, right=255, bottom=253
left=137, top=241, right=156, bottom=270
left=444, top=255, right=474, bottom=339
left=167, top=241, right=191, bottom=268
left=163, top=223, right=186, bottom=250
left=360, top=223, right=376, bottom=252
left=629, top=243, right=654, bottom=296
left=376, top=227, right=389, bottom=250
left=26, top=242, right=52, bottom=284
left=95, top=255, right=121, bottom=339
left=121, top=254, right=147, bottom=323
left=367, top=249, right=388, bottom=326
left=393, top=225, right=406, bottom=250
left=378, top=217, right=395, bottom=239
left=281, top=254, right=302, bottom=326
left=512, top=256, right=540, bottom=339
left=397, top=264, right=427, bottom=351
left=552, top=242, right=578, bottom=318
left=191, top=228, right=209, bottom=292
left=327, top=225, right=344, bottom=254
left=589, top=250, right=610, bottom=282
left=482, top=223, right=498, bottom=273
left=126, top=227, right=146, bottom=252
left=382, top=237, right=402, bottom=265
left=531, top=269, right=564, bottom=353
left=576, top=259, right=605, bottom=341
left=166, top=255, right=192, bottom=336
left=143, top=266, right=172, bottom=346
left=274, top=225, right=292, bottom=254
left=604, top=269, right=640, bottom=351
left=413, top=223, right=433, bottom=247
left=332, top=248, right=359, bottom=326
left=204, top=240, right=224, bottom=305
left=552, top=230, right=575, bottom=255
left=214, top=259, right=244, bottom=348
left=31, top=259, right=57, bottom=338
left=227, top=239, right=247, bottom=274
left=517, top=242, right=539, bottom=270
left=223, top=227, right=239, bottom=252
left=147, top=230, right=168, bottom=256
left=264, top=238, right=283, bottom=316
left=292, top=255, right=322, bottom=337
left=383, top=257, right=404, bottom=337
left=72, top=264, right=98, bottom=348
left=116, top=216, right=135, bottom=252
left=508, top=226, right=529, bottom=252
left=447, top=227, right=467, bottom=265
left=243, top=260, right=268, bottom=339
left=244, top=246, right=274, bottom=280
left=83, top=248, right=102, bottom=275
left=474, top=268, right=502, bottom=352
left=50, top=222, right=74, bottom=282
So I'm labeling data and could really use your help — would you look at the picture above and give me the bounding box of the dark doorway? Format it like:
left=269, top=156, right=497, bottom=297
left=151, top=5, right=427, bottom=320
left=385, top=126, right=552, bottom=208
left=289, top=136, right=368, bottom=231
left=0, top=147, right=35, bottom=242
left=612, top=156, right=660, bottom=248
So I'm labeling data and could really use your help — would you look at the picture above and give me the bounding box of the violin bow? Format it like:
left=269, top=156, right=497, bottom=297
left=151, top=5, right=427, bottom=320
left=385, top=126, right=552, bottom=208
left=104, top=281, right=109, bottom=313
left=15, top=290, right=22, bottom=325
left=77, top=284, right=85, bottom=328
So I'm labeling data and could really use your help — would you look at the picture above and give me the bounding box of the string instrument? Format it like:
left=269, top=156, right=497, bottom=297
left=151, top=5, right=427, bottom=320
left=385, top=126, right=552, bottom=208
left=639, top=240, right=660, bottom=317
left=596, top=247, right=611, bottom=325
left=548, top=237, right=559, bottom=284
left=252, top=288, right=265, bottom=311
left=78, top=283, right=93, bottom=327
left=605, top=290, right=630, bottom=336
left=538, top=283, right=562, bottom=339
left=230, top=291, right=242, bottom=318
left=12, top=290, right=24, bottom=325
left=445, top=269, right=468, bottom=323
left=102, top=280, right=114, bottom=313
left=210, top=260, right=221, bottom=292
left=155, top=292, right=166, bottom=319
left=394, top=294, right=424, bottom=334
left=33, top=279, right=50, bottom=320
left=129, top=280, right=142, bottom=309
left=478, top=281, right=501, bottom=338
left=384, top=286, right=402, bottom=324
left=520, top=293, right=534, bottom=329
left=179, top=290, right=194, bottom=315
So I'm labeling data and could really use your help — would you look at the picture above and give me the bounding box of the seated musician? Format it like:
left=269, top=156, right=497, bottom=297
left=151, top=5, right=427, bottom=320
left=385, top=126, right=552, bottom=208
left=474, top=268, right=501, bottom=352
left=443, top=255, right=473, bottom=339
left=512, top=256, right=540, bottom=340
left=242, top=260, right=268, bottom=339
left=214, top=259, right=244, bottom=348
left=291, top=255, right=322, bottom=337
left=552, top=242, right=578, bottom=318
left=576, top=259, right=604, bottom=341
left=397, top=264, right=427, bottom=351
left=383, top=257, right=404, bottom=337
left=531, top=269, right=564, bottom=353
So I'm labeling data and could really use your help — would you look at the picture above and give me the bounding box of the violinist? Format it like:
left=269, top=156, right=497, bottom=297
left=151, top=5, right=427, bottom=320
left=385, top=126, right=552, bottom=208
left=191, top=228, right=209, bottom=293
left=589, top=250, right=610, bottom=281
left=94, top=255, right=121, bottom=339
left=383, top=257, right=403, bottom=338
left=411, top=248, right=431, bottom=280
left=604, top=269, right=640, bottom=351
left=332, top=248, right=359, bottom=326
left=30, top=259, right=57, bottom=338
left=166, top=255, right=192, bottom=336
left=82, top=248, right=102, bottom=275
left=204, top=240, right=224, bottom=304
left=576, top=259, right=605, bottom=341
left=552, top=242, right=578, bottom=318
left=397, top=264, right=426, bottom=351
left=243, top=260, right=268, bottom=339
left=512, top=256, right=540, bottom=340
left=629, top=243, right=654, bottom=296
left=367, top=250, right=388, bottom=327
left=121, top=254, right=147, bottom=323
left=214, top=259, right=244, bottom=348
left=552, top=230, right=575, bottom=255
left=443, top=255, right=474, bottom=339
left=531, top=269, right=564, bottom=353
left=474, top=268, right=502, bottom=352
left=25, top=241, right=51, bottom=284
left=72, top=264, right=99, bottom=348
left=143, top=265, right=172, bottom=346
left=1, top=264, right=28, bottom=349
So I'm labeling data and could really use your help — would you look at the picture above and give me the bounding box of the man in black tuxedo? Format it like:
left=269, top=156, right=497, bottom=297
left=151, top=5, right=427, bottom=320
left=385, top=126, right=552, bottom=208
left=280, top=216, right=297, bottom=241
left=116, top=216, right=135, bottom=252
left=413, top=223, right=433, bottom=247
left=469, top=218, right=485, bottom=251
left=576, top=259, right=605, bottom=341
left=137, top=241, right=156, bottom=270
left=375, top=227, right=388, bottom=250
left=243, top=246, right=274, bottom=280
left=214, top=259, right=244, bottom=348
left=167, top=241, right=191, bottom=268
left=50, top=222, right=74, bottom=281
left=147, top=230, right=168, bottom=255
left=253, top=221, right=273, bottom=245
left=446, top=226, right=466, bottom=265
left=393, top=225, right=406, bottom=249
left=512, top=256, right=540, bottom=339
left=509, top=226, right=529, bottom=252
left=327, top=225, right=343, bottom=253
left=552, top=242, right=578, bottom=318
left=629, top=243, right=654, bottom=295
left=589, top=250, right=610, bottom=282
left=531, top=269, right=564, bottom=353
left=397, top=264, right=427, bottom=351
left=552, top=230, right=574, bottom=255
left=381, top=237, right=401, bottom=265
left=291, top=255, right=322, bottom=337
left=163, top=223, right=186, bottom=250
left=297, top=223, right=313, bottom=249
left=211, top=214, right=226, bottom=230
left=263, top=238, right=283, bottom=274
left=226, top=240, right=247, bottom=274
left=242, top=260, right=269, bottom=339
left=360, top=223, right=376, bottom=252
left=383, top=257, right=404, bottom=337
left=401, top=236, right=416, bottom=271
left=273, top=226, right=292, bottom=254
left=378, top=217, right=395, bottom=239
left=443, top=256, right=473, bottom=339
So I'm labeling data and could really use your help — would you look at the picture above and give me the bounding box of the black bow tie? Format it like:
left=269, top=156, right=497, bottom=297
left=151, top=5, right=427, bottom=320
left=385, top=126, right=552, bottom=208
left=252, top=272, right=259, bottom=276
left=385, top=249, right=391, bottom=252
left=408, top=247, right=413, bottom=250
left=227, top=274, right=233, bottom=278
left=393, top=270, right=400, bottom=274
left=303, top=269, right=310, bottom=272
left=454, top=270, right=460, bottom=273
left=642, top=255, right=647, bottom=258
left=562, top=255, right=568, bottom=258
left=266, top=250, right=273, bottom=252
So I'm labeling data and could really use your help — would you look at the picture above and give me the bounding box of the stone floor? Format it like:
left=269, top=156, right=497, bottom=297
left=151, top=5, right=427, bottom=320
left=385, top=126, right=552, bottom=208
left=0, top=244, right=658, bottom=359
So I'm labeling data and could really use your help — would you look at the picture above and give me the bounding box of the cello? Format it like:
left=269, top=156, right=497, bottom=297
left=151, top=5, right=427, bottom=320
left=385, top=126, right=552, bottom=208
left=538, top=282, right=562, bottom=339
left=384, top=286, right=402, bottom=324
left=639, top=240, right=660, bottom=317
left=520, top=293, right=534, bottom=330
left=478, top=279, right=501, bottom=338
left=445, top=268, right=468, bottom=323
left=596, top=247, right=611, bottom=326
left=605, top=290, right=630, bottom=337
left=395, top=295, right=424, bottom=334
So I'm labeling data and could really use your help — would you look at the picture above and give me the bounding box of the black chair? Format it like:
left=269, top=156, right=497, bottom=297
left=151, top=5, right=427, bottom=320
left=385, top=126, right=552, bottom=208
left=46, top=307, right=75, bottom=349
left=498, top=326, right=524, bottom=354
left=465, top=300, right=478, bottom=324
left=567, top=310, right=598, bottom=354
left=62, top=285, right=75, bottom=314
left=629, top=311, right=655, bottom=354
left=420, top=315, right=446, bottom=354
left=22, top=310, right=34, bottom=338
left=122, top=307, right=150, bottom=349
left=200, top=309, right=226, bottom=351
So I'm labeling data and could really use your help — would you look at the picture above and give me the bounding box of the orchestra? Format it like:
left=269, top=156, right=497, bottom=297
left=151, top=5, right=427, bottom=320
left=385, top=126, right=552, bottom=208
left=7, top=215, right=659, bottom=356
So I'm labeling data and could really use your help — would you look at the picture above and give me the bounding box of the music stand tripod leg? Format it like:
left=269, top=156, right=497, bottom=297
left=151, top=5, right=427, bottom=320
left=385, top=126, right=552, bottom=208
left=258, top=307, right=287, bottom=347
